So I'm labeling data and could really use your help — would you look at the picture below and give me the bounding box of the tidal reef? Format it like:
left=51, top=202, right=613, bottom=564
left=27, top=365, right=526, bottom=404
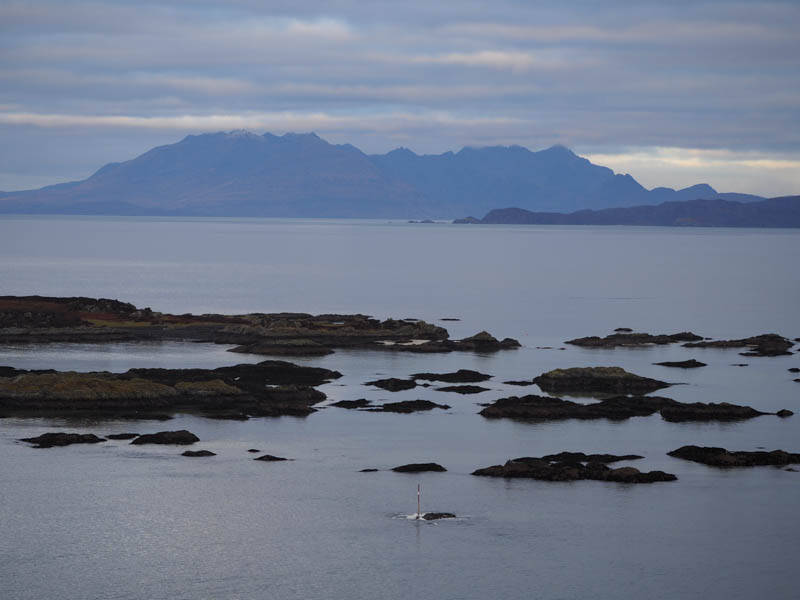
left=653, top=359, right=707, bottom=368
left=0, top=360, right=340, bottom=419
left=668, top=446, right=800, bottom=467
left=365, top=378, right=417, bottom=392
left=391, top=463, right=447, bottom=473
left=566, top=331, right=702, bottom=348
left=472, top=454, right=676, bottom=483
left=532, top=366, right=671, bottom=395
left=683, top=333, right=794, bottom=357
left=20, top=432, right=106, bottom=448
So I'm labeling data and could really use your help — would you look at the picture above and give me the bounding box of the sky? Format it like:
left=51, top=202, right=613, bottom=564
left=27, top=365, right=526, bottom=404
left=1, top=0, right=799, bottom=196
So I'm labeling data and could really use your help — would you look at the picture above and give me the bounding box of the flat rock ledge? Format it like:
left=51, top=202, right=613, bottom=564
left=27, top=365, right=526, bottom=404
left=182, top=450, right=216, bottom=457
left=365, top=378, right=417, bottom=392
left=653, top=359, right=707, bottom=368
left=391, top=463, right=447, bottom=473
left=668, top=445, right=800, bottom=467
left=20, top=432, right=106, bottom=448
left=411, top=369, right=491, bottom=383
left=479, top=395, right=781, bottom=423
left=331, top=399, right=372, bottom=409
left=683, top=333, right=794, bottom=357
left=533, top=367, right=671, bottom=395
left=473, top=455, right=676, bottom=483
left=366, top=400, right=450, bottom=413
left=566, top=331, right=702, bottom=348
left=130, top=430, right=199, bottom=445
left=435, top=385, right=489, bottom=395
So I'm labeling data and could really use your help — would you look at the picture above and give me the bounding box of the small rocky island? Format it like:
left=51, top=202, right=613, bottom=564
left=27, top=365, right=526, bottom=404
left=532, top=367, right=672, bottom=395
left=668, top=446, right=800, bottom=467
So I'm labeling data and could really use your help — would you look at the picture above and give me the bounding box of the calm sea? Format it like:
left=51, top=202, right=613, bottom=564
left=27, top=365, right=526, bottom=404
left=1, top=216, right=799, bottom=600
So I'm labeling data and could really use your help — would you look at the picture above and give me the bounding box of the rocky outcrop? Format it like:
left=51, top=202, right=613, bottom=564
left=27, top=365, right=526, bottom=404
left=538, top=452, right=644, bottom=463
left=331, top=399, right=372, bottom=409
left=566, top=332, right=702, bottom=348
left=0, top=360, right=337, bottom=419
left=683, top=333, right=793, bottom=357
left=368, top=400, right=450, bottom=413
left=391, top=463, right=447, bottom=473
left=436, top=385, right=489, bottom=394
left=365, top=378, right=417, bottom=392
left=653, top=359, right=707, bottom=368
left=20, top=432, right=106, bottom=448
left=668, top=445, right=800, bottom=467
left=453, top=331, right=521, bottom=352
left=473, top=455, right=676, bottom=483
left=532, top=367, right=671, bottom=395
left=421, top=512, right=456, bottom=520
left=660, top=402, right=776, bottom=422
left=182, top=450, right=216, bottom=457
left=130, top=430, right=199, bottom=445
left=411, top=369, right=491, bottom=383
left=479, top=394, right=677, bottom=422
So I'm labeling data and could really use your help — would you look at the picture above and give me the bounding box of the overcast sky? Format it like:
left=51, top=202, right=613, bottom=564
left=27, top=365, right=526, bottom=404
left=1, top=0, right=799, bottom=195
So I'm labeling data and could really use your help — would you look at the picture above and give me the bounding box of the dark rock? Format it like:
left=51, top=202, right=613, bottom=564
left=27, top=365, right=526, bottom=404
left=182, top=450, right=216, bottom=457
left=614, top=327, right=633, bottom=332
left=366, top=378, right=417, bottom=392
left=130, top=430, right=199, bottom=445
left=411, top=369, right=491, bottom=383
left=683, top=333, right=793, bottom=357
left=254, top=454, right=288, bottom=461
left=435, top=385, right=490, bottom=394
left=777, top=409, right=794, bottom=418
left=786, top=468, right=798, bottom=472
left=794, top=379, right=800, bottom=383
left=660, top=402, right=770, bottom=422
left=106, top=433, right=139, bottom=440
left=532, top=367, right=671, bottom=395
left=452, top=331, right=521, bottom=352
left=20, top=432, right=106, bottom=448
left=368, top=400, right=450, bottom=413
left=653, top=359, right=707, bottom=368
left=421, top=512, right=456, bottom=520
left=202, top=411, right=249, bottom=420
left=247, top=448, right=260, bottom=453
left=479, top=394, right=677, bottom=422
left=440, top=318, right=460, bottom=321
left=731, top=363, right=748, bottom=367
left=359, top=468, right=379, bottom=472
left=472, top=456, right=675, bottom=483
left=668, top=445, right=800, bottom=467
left=566, top=331, right=703, bottom=348
left=788, top=367, right=800, bottom=373
left=331, top=399, right=372, bottom=408
left=229, top=340, right=334, bottom=356
left=538, top=452, right=644, bottom=463
left=503, top=380, right=535, bottom=386
left=391, top=463, right=447, bottom=473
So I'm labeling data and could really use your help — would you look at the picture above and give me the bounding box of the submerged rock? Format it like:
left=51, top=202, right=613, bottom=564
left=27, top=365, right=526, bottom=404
left=473, top=455, right=675, bottom=484
left=182, top=450, right=216, bottom=457
left=435, top=385, right=490, bottom=394
left=683, top=333, right=793, bottom=357
left=503, top=380, right=535, bottom=386
left=391, top=463, right=447, bottom=473
left=20, top=432, right=106, bottom=448
left=365, top=378, right=417, bottom=392
left=659, top=402, right=772, bottom=422
left=421, top=512, right=456, bottom=520
left=532, top=366, right=671, bottom=395
left=668, top=445, right=800, bottom=467
left=411, top=369, right=491, bottom=383
left=229, top=339, right=334, bottom=357
left=130, top=430, right=199, bottom=445
left=331, top=399, right=372, bottom=409
left=777, top=409, right=794, bottom=418
left=653, top=359, right=707, bottom=368
left=359, top=468, right=379, bottom=472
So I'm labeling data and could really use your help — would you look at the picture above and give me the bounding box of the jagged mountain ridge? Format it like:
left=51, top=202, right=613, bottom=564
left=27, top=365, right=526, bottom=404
left=0, top=131, right=764, bottom=218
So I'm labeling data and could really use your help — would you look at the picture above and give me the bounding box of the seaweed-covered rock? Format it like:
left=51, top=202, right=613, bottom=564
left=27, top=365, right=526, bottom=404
left=455, top=331, right=521, bottom=351
left=659, top=402, right=769, bottom=422
left=20, top=432, right=106, bottom=448
left=421, top=512, right=456, bottom=520
left=503, top=380, right=535, bottom=386
left=130, top=430, right=199, bottom=445
left=254, top=454, right=288, bottom=462
left=331, top=399, right=372, bottom=409
left=229, top=339, right=334, bottom=356
left=411, top=369, right=491, bottom=383
left=479, top=394, right=676, bottom=422
left=472, top=456, right=675, bottom=483
left=532, top=367, right=671, bottom=395
left=683, top=333, right=793, bottom=357
left=365, top=378, right=417, bottom=392
left=668, top=445, right=800, bottom=467
left=653, top=359, right=707, bottom=368
left=182, top=450, right=216, bottom=457
left=777, top=409, right=794, bottom=418
left=391, top=463, right=447, bottom=473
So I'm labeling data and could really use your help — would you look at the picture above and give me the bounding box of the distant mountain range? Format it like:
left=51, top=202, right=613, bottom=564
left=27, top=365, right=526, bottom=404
left=0, top=130, right=766, bottom=219
left=455, top=196, right=800, bottom=228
